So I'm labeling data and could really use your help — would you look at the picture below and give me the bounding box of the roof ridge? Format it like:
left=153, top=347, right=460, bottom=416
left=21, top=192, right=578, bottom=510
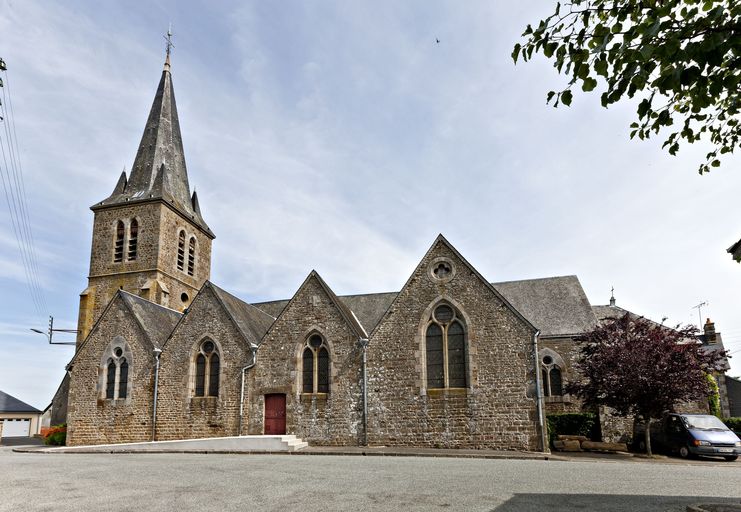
left=493, top=275, right=579, bottom=285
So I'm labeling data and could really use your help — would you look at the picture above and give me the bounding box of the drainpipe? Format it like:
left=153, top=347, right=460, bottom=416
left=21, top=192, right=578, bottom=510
left=359, top=337, right=369, bottom=446
left=151, top=347, right=162, bottom=442
left=239, top=343, right=259, bottom=436
left=532, top=330, right=548, bottom=453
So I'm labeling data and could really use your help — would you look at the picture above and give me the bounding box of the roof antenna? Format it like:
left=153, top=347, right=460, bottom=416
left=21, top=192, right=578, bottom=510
left=609, top=286, right=615, bottom=307
left=692, top=301, right=708, bottom=328
left=163, top=24, right=174, bottom=69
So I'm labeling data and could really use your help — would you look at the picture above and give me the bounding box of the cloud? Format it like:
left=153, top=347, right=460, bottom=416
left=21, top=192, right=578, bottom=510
left=1, top=1, right=741, bottom=410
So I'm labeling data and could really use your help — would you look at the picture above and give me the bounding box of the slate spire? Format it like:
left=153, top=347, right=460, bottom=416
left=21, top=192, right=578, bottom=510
left=94, top=51, right=213, bottom=237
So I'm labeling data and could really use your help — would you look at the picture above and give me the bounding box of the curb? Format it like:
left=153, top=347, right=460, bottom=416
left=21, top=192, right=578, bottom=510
left=12, top=445, right=552, bottom=460
left=686, top=505, right=741, bottom=512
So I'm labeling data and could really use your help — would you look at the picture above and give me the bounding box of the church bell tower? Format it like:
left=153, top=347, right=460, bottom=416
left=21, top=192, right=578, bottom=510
left=76, top=49, right=215, bottom=344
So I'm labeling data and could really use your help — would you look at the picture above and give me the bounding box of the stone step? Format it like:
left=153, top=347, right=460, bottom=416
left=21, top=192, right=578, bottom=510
left=47, top=435, right=309, bottom=453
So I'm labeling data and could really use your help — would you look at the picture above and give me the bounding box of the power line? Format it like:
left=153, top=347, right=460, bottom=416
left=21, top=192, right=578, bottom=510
left=3, top=70, right=46, bottom=310
left=0, top=58, right=47, bottom=316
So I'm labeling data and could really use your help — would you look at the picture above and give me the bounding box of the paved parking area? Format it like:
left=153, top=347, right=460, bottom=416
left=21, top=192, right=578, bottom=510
left=2, top=448, right=740, bottom=511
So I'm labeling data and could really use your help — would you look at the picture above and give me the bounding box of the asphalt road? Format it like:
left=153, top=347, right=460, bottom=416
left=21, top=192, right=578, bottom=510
left=2, top=447, right=740, bottom=512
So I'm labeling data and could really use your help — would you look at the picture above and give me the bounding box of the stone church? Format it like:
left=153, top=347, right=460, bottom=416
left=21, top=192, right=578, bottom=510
left=63, top=54, right=728, bottom=449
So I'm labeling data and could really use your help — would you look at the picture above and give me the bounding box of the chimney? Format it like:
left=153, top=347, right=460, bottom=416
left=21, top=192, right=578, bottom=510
left=704, top=318, right=717, bottom=343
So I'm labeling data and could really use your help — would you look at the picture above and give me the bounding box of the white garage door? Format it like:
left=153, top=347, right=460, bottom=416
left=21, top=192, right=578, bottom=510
left=2, top=419, right=31, bottom=437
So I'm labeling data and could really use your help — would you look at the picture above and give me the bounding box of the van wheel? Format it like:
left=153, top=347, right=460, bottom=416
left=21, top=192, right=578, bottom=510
left=679, top=445, right=691, bottom=459
left=724, top=455, right=738, bottom=462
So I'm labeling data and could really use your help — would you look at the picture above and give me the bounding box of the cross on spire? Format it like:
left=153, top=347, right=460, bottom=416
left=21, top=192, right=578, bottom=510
left=163, top=25, right=174, bottom=69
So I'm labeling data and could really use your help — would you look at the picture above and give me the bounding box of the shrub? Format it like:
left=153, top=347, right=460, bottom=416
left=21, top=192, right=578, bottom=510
left=43, top=424, right=67, bottom=446
left=546, top=413, right=600, bottom=445
left=707, top=374, right=721, bottom=418
left=723, top=417, right=741, bottom=436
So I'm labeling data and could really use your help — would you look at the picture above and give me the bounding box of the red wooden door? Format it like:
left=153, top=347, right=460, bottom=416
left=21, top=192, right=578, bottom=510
left=264, top=394, right=286, bottom=435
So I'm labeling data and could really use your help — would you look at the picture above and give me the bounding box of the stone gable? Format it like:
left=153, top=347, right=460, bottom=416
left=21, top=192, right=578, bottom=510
left=366, top=237, right=540, bottom=450
left=155, top=283, right=253, bottom=440
left=67, top=296, right=156, bottom=446
left=248, top=272, right=363, bottom=445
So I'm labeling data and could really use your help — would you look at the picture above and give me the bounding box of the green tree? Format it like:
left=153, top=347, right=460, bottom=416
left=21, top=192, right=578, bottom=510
left=513, top=1, right=740, bottom=174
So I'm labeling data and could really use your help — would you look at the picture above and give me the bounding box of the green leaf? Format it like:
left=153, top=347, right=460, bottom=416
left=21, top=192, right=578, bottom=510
left=561, top=90, right=573, bottom=106
left=582, top=77, right=598, bottom=92
left=512, top=43, right=521, bottom=64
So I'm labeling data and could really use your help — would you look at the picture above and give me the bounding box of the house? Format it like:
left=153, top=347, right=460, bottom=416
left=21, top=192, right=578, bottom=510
left=0, top=390, right=42, bottom=440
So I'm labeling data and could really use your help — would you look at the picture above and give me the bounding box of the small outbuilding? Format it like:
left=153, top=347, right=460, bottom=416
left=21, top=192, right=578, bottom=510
left=0, top=390, right=42, bottom=439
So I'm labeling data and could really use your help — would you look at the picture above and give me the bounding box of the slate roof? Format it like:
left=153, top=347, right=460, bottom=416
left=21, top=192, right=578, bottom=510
left=120, top=291, right=182, bottom=349
left=92, top=57, right=213, bottom=237
left=339, top=292, right=398, bottom=335
left=254, top=292, right=397, bottom=336
left=208, top=282, right=276, bottom=346
left=310, top=272, right=368, bottom=339
left=254, top=275, right=597, bottom=338
left=492, top=275, right=597, bottom=337
left=592, top=304, right=631, bottom=323
left=593, top=304, right=671, bottom=330
left=0, top=390, right=41, bottom=414
left=697, top=328, right=730, bottom=371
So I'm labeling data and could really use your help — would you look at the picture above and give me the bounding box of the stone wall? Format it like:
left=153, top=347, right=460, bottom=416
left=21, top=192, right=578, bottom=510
left=366, top=240, right=540, bottom=451
left=78, top=201, right=212, bottom=343
left=247, top=274, right=363, bottom=445
left=67, top=297, right=155, bottom=446
left=540, top=336, right=583, bottom=415
left=50, top=373, right=70, bottom=426
left=155, top=285, right=252, bottom=440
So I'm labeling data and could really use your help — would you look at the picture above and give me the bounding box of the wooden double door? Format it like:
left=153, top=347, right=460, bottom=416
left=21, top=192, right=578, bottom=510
left=264, top=394, right=286, bottom=435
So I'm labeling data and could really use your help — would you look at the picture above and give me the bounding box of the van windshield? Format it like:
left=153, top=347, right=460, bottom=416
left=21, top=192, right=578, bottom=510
left=682, top=415, right=728, bottom=431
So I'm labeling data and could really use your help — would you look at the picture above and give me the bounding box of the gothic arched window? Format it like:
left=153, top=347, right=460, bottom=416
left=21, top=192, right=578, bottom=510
left=187, top=236, right=196, bottom=276
left=194, top=340, right=220, bottom=397
left=302, top=334, right=330, bottom=394
left=541, top=353, right=564, bottom=397
left=176, top=231, right=186, bottom=271
left=114, top=221, right=125, bottom=262
left=106, top=360, right=116, bottom=399
left=127, top=219, right=138, bottom=261
left=425, top=304, right=468, bottom=390
left=103, top=345, right=130, bottom=400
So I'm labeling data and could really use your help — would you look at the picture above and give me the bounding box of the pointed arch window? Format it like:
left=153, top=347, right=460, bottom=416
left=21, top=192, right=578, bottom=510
left=302, top=334, right=330, bottom=394
left=541, top=354, right=564, bottom=397
left=425, top=304, right=468, bottom=390
left=127, top=219, right=138, bottom=261
left=103, top=345, right=130, bottom=400
left=114, top=221, right=125, bottom=262
left=194, top=340, right=220, bottom=397
left=177, top=231, right=186, bottom=271
left=187, top=237, right=196, bottom=276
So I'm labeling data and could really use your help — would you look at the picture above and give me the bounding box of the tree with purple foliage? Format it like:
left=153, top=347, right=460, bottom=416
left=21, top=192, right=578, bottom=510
left=567, top=313, right=727, bottom=456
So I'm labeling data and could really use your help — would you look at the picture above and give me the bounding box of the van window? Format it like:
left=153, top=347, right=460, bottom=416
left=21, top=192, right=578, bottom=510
left=682, top=415, right=728, bottom=430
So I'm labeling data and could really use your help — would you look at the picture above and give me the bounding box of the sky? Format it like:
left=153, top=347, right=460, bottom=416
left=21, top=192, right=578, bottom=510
left=0, top=1, right=739, bottom=410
